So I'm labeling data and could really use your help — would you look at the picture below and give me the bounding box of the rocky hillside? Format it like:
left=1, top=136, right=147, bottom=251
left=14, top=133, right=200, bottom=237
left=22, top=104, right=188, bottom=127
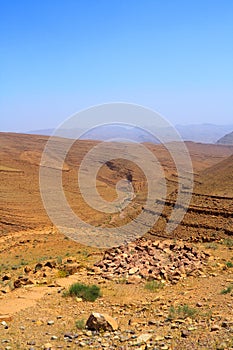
left=216, top=131, right=233, bottom=145
left=1, top=132, right=233, bottom=242
left=197, top=154, right=233, bottom=197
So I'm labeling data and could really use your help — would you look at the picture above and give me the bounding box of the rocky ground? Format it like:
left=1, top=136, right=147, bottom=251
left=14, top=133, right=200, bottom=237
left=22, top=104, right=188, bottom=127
left=1, top=134, right=233, bottom=349
left=1, top=230, right=233, bottom=350
left=93, top=238, right=209, bottom=283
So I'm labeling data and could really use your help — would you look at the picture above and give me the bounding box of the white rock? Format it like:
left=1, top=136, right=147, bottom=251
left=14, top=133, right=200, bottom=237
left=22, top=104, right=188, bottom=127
left=136, top=333, right=152, bottom=343
left=86, top=312, right=118, bottom=331
left=129, top=267, right=139, bottom=275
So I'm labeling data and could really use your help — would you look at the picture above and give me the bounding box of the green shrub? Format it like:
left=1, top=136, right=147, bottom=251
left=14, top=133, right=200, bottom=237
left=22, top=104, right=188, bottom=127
left=221, top=238, right=233, bottom=247
left=117, top=277, right=127, bottom=284
left=76, top=318, right=86, bottom=329
left=57, top=256, right=62, bottom=265
left=168, top=304, right=197, bottom=320
left=205, top=242, right=218, bottom=250
left=20, top=260, right=29, bottom=266
left=57, top=270, right=68, bottom=278
left=220, top=284, right=233, bottom=295
left=200, top=308, right=212, bottom=319
left=226, top=261, right=233, bottom=268
left=145, top=280, right=164, bottom=292
left=66, top=283, right=101, bottom=301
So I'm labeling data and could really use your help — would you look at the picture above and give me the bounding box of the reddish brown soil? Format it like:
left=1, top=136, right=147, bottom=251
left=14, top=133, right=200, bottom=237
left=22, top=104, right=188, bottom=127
left=197, top=154, right=233, bottom=197
left=0, top=132, right=233, bottom=349
left=1, top=132, right=232, bottom=240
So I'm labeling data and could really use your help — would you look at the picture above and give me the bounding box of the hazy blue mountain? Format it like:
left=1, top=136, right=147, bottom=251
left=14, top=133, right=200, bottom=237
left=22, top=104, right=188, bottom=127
left=28, top=123, right=233, bottom=144
left=28, top=129, right=55, bottom=136
left=176, top=124, right=233, bottom=143
left=28, top=125, right=160, bottom=143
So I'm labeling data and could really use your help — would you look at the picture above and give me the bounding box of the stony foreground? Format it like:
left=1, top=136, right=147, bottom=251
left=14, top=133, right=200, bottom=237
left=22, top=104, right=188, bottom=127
left=1, top=234, right=233, bottom=350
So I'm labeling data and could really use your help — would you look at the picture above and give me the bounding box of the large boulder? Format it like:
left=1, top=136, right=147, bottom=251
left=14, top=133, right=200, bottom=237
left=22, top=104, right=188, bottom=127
left=86, top=312, right=118, bottom=331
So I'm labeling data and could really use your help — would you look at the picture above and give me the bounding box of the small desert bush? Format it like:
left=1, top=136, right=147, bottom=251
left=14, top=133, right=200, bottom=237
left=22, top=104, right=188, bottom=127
left=225, top=261, right=233, bottom=268
left=80, top=251, right=89, bottom=258
left=38, top=256, right=50, bottom=262
left=168, top=304, right=197, bottom=320
left=117, top=277, right=127, bottom=284
left=221, top=238, right=233, bottom=247
left=205, top=242, right=218, bottom=250
left=0, top=264, right=9, bottom=272
left=57, top=270, right=68, bottom=278
left=220, top=284, right=233, bottom=295
left=56, top=256, right=62, bottom=265
left=145, top=280, right=164, bottom=292
left=76, top=318, right=86, bottom=329
left=20, top=260, right=29, bottom=266
left=65, top=283, right=101, bottom=301
left=200, top=308, right=212, bottom=319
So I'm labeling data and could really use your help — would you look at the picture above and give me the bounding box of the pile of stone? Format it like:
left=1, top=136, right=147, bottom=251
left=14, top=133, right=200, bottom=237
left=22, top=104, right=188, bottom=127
left=1, top=257, right=82, bottom=292
left=94, top=238, right=209, bottom=284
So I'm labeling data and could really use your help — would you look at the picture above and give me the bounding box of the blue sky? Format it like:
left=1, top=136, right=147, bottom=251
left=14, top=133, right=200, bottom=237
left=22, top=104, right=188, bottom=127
left=1, top=0, right=233, bottom=132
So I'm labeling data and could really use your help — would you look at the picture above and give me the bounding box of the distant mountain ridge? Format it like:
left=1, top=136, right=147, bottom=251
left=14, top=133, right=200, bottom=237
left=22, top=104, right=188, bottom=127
left=175, top=124, right=233, bottom=143
left=216, top=131, right=233, bottom=145
left=28, top=123, right=233, bottom=144
left=28, top=125, right=160, bottom=143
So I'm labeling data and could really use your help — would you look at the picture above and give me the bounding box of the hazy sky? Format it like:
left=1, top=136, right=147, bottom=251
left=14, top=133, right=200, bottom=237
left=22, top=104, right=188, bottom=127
left=1, top=0, right=233, bottom=132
